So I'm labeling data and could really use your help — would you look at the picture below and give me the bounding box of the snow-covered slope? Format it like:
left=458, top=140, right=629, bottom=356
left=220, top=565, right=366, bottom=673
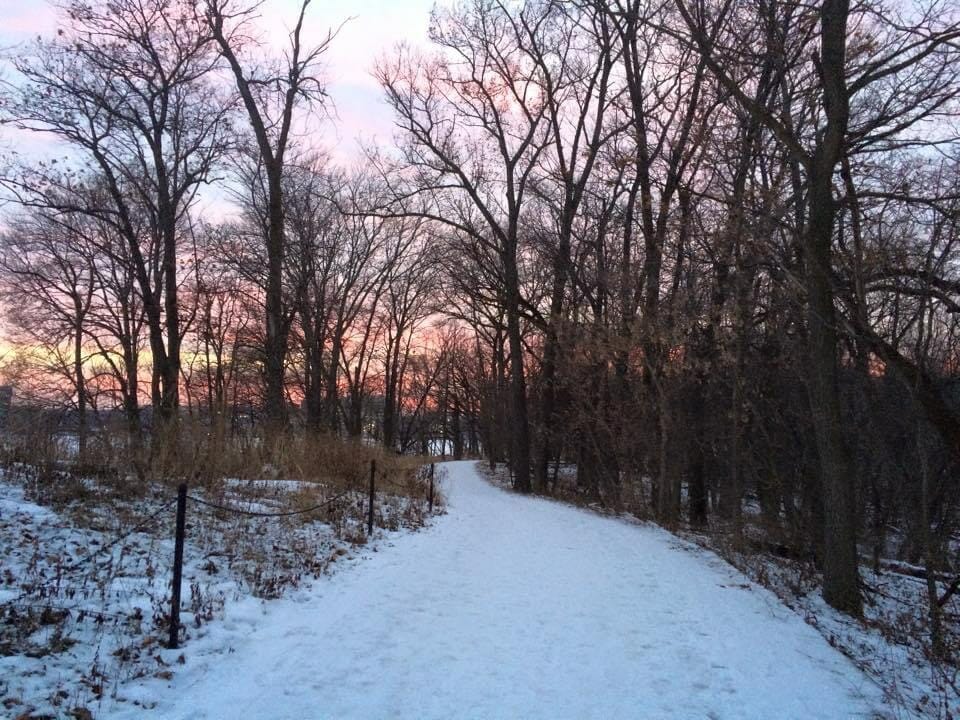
left=104, top=460, right=885, bottom=720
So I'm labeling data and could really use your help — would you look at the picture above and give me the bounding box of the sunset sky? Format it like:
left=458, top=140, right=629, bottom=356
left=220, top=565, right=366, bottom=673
left=0, top=0, right=439, bottom=349
left=0, top=0, right=437, bottom=165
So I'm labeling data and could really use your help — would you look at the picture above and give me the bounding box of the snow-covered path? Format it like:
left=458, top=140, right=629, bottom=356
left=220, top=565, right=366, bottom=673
left=108, top=461, right=884, bottom=720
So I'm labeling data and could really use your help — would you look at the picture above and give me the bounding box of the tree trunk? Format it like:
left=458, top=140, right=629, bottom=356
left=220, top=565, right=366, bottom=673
left=263, top=170, right=288, bottom=434
left=803, top=0, right=861, bottom=616
left=536, top=213, right=572, bottom=492
left=452, top=398, right=464, bottom=460
left=504, top=255, right=531, bottom=492
left=73, top=312, right=87, bottom=461
left=325, top=323, right=343, bottom=434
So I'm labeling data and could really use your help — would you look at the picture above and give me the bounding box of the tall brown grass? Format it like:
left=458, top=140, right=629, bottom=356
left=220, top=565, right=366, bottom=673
left=0, top=410, right=431, bottom=507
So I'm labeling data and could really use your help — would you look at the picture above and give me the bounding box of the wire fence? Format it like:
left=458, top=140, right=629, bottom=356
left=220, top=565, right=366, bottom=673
left=2, top=459, right=440, bottom=653
left=166, top=459, right=437, bottom=647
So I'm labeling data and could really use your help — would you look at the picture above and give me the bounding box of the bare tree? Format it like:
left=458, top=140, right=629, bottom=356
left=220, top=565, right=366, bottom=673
left=205, top=0, right=337, bottom=433
left=675, top=0, right=960, bottom=613
left=2, top=0, right=230, bottom=426
left=0, top=209, right=97, bottom=456
left=375, top=0, right=555, bottom=490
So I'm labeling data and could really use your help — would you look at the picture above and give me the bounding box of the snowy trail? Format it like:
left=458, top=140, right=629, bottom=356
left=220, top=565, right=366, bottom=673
left=107, top=461, right=884, bottom=720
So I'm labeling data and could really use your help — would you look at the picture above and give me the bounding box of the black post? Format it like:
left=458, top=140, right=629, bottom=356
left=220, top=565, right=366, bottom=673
left=168, top=482, right=187, bottom=650
left=428, top=462, right=435, bottom=513
left=367, top=460, right=375, bottom=536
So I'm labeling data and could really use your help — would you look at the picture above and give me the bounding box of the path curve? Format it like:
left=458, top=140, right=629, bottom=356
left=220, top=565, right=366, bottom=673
left=107, top=461, right=884, bottom=720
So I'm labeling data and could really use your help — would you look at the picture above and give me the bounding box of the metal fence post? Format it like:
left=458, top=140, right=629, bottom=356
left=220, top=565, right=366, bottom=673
left=367, top=459, right=376, bottom=536
left=168, top=482, right=187, bottom=650
left=428, top=462, right=435, bottom=513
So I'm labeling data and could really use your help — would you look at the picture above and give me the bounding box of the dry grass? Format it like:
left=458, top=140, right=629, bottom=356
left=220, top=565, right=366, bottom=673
left=0, top=412, right=432, bottom=507
left=146, top=421, right=427, bottom=497
left=0, top=416, right=444, bottom=569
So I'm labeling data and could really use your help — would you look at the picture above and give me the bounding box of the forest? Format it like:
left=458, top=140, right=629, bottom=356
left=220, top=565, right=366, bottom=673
left=0, top=0, right=959, bottom=652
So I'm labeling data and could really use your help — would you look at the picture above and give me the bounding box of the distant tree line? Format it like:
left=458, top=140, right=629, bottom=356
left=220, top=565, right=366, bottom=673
left=0, top=0, right=465, bottom=452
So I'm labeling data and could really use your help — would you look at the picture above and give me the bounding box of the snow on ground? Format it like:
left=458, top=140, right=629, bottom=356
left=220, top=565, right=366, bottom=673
left=502, top=461, right=958, bottom=718
left=100, top=461, right=887, bottom=720
left=696, top=545, right=960, bottom=719
left=0, top=466, right=431, bottom=719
